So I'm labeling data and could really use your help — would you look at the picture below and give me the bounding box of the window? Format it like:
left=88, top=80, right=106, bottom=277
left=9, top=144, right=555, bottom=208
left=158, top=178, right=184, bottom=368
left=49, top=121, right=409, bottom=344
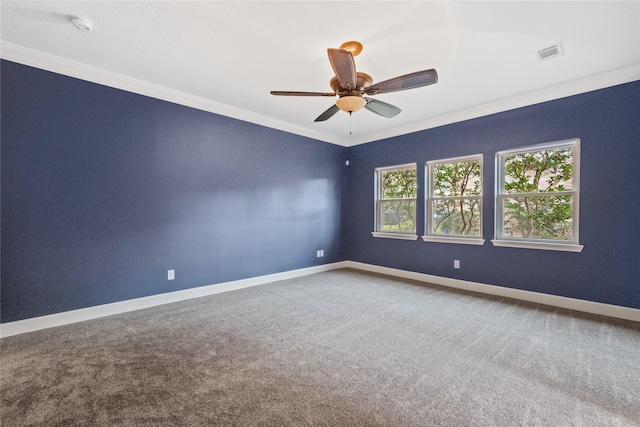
left=423, top=155, right=484, bottom=245
left=372, top=163, right=418, bottom=240
left=493, top=138, right=583, bottom=252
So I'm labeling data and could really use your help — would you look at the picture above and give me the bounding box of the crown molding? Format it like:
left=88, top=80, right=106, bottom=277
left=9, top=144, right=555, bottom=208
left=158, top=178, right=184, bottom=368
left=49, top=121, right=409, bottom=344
left=348, top=64, right=640, bottom=146
left=2, top=41, right=638, bottom=148
left=0, top=41, right=348, bottom=146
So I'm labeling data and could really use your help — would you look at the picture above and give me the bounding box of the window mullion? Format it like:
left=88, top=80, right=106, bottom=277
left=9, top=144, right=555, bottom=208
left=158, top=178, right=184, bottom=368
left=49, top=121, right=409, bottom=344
left=500, top=191, right=575, bottom=197
left=431, top=195, right=482, bottom=201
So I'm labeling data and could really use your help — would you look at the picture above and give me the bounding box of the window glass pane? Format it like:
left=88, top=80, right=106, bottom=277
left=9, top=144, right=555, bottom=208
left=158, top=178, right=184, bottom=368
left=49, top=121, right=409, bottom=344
left=381, top=200, right=416, bottom=232
left=433, top=160, right=481, bottom=197
left=504, top=148, right=573, bottom=194
left=503, top=195, right=573, bottom=240
left=432, top=199, right=481, bottom=236
left=382, top=168, right=417, bottom=199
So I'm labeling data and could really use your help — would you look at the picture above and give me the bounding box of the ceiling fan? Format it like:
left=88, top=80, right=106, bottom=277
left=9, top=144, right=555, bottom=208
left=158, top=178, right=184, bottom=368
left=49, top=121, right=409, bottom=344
left=270, top=41, right=438, bottom=122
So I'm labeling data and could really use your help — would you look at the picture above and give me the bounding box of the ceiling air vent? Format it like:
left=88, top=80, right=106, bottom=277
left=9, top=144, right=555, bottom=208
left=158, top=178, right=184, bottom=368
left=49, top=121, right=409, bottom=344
left=537, top=42, right=564, bottom=61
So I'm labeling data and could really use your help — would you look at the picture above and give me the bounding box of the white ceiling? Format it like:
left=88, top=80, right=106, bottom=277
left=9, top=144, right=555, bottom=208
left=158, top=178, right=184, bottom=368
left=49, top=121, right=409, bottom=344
left=2, top=1, right=639, bottom=146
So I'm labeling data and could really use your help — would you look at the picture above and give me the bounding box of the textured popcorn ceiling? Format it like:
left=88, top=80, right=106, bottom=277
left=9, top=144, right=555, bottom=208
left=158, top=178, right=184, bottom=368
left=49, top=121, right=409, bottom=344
left=1, top=1, right=639, bottom=146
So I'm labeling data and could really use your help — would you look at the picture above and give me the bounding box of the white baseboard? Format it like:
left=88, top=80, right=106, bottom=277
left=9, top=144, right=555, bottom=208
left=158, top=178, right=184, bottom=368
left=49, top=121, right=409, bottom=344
left=344, top=261, right=640, bottom=323
left=3, top=260, right=637, bottom=338
left=0, top=262, right=349, bottom=338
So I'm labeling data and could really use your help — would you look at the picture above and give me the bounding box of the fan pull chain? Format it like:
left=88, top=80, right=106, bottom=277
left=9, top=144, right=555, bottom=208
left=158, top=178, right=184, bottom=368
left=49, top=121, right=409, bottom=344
left=349, top=112, right=352, bottom=135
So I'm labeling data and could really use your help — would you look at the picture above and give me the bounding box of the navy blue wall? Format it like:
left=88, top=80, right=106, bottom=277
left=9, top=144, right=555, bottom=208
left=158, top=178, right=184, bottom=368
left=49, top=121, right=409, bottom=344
left=1, top=60, right=348, bottom=322
left=3, top=59, right=639, bottom=323
left=347, top=80, right=640, bottom=310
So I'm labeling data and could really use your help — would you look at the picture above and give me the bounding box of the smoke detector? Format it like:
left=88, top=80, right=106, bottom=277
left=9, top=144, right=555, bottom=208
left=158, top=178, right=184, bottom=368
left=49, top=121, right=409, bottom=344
left=537, top=42, right=564, bottom=61
left=70, top=16, right=92, bottom=32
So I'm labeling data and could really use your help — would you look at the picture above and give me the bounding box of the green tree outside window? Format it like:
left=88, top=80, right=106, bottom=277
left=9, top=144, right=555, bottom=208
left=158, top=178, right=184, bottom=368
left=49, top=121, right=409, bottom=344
left=429, top=157, right=482, bottom=237
left=496, top=140, right=579, bottom=244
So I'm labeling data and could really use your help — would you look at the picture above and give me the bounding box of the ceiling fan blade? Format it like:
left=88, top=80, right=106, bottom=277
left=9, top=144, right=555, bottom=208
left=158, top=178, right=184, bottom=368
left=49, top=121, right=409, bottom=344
left=365, top=69, right=438, bottom=95
left=327, top=48, right=357, bottom=90
left=314, top=104, right=340, bottom=122
left=271, top=91, right=336, bottom=97
left=364, top=98, right=401, bottom=118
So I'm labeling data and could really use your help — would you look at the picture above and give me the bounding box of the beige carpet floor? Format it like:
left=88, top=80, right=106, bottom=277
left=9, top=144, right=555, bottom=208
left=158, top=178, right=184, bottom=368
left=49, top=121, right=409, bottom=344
left=2, top=269, right=639, bottom=426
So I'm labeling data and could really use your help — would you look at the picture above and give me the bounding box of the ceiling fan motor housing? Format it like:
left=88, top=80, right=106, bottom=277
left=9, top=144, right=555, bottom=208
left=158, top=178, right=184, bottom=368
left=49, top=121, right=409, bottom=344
left=330, top=72, right=372, bottom=96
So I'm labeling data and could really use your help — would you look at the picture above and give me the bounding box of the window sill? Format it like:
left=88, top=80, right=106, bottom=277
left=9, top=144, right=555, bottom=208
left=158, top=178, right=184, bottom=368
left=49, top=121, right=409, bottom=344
left=421, top=236, right=485, bottom=246
left=491, top=239, right=584, bottom=252
left=371, top=232, right=419, bottom=241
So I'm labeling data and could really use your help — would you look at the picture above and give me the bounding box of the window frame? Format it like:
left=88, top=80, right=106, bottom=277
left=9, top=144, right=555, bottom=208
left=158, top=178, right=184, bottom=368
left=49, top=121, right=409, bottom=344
left=372, top=163, right=419, bottom=240
left=493, top=138, right=583, bottom=252
left=422, top=154, right=485, bottom=246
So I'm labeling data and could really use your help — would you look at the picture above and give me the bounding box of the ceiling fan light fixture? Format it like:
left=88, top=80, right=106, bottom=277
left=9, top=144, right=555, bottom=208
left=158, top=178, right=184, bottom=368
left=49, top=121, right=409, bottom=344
left=270, top=41, right=438, bottom=122
left=336, top=96, right=366, bottom=113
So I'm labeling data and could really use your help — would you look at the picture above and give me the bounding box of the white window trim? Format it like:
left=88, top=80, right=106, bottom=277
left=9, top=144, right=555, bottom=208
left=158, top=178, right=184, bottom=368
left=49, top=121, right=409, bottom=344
left=423, top=154, right=484, bottom=245
left=374, top=163, right=418, bottom=237
left=422, top=235, right=485, bottom=245
left=372, top=232, right=419, bottom=240
left=491, top=239, right=583, bottom=252
left=493, top=138, right=581, bottom=251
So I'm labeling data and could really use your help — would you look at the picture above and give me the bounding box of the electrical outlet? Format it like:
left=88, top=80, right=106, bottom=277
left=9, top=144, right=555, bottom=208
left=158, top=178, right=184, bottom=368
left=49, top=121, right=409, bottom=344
left=168, top=269, right=175, bottom=280
left=454, top=260, right=460, bottom=269
left=316, top=250, right=324, bottom=258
